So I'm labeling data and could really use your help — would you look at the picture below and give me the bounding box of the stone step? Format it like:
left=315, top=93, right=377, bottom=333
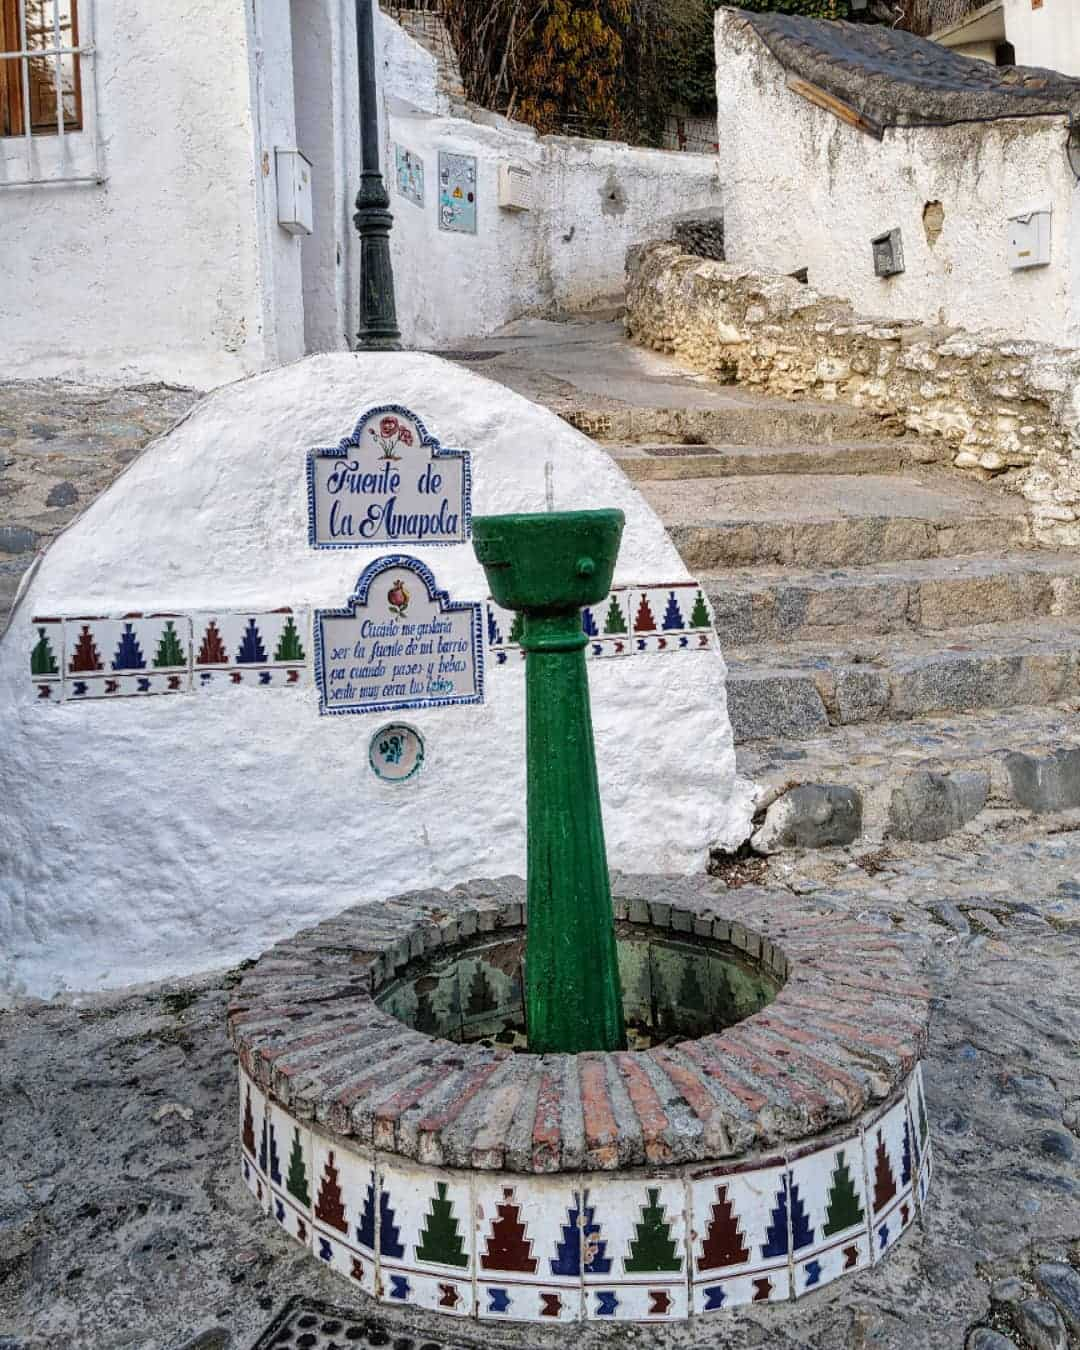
left=610, top=439, right=942, bottom=480
left=561, top=398, right=891, bottom=447
left=725, top=619, right=1080, bottom=743
left=638, top=473, right=1029, bottom=569
left=738, top=705, right=1080, bottom=848
left=703, top=552, right=1080, bottom=647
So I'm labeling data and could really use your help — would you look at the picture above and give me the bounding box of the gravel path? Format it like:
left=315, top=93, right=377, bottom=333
left=0, top=381, right=202, bottom=631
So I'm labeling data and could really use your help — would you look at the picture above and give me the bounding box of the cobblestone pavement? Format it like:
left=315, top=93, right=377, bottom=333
left=0, top=381, right=202, bottom=631
left=1, top=828, right=1078, bottom=1350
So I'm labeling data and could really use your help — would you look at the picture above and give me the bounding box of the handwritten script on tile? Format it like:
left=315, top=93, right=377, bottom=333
left=307, top=405, right=470, bottom=548
left=315, top=556, right=483, bottom=716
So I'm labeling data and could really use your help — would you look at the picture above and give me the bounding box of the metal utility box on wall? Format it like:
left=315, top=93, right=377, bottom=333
left=1007, top=208, right=1051, bottom=270
left=872, top=228, right=904, bottom=278
left=275, top=148, right=313, bottom=236
left=498, top=163, right=534, bottom=212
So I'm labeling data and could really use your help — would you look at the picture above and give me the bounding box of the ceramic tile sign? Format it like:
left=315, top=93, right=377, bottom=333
left=438, top=150, right=477, bottom=234
left=394, top=144, right=424, bottom=207
left=307, top=405, right=470, bottom=549
left=315, top=555, right=483, bottom=716
left=369, top=723, right=425, bottom=783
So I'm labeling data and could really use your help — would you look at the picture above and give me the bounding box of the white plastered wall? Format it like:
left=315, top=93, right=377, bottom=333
left=0, top=0, right=268, bottom=387
left=1, top=2, right=718, bottom=382
left=716, top=8, right=1080, bottom=348
left=1004, top=0, right=1080, bottom=77
left=0, top=354, right=753, bottom=999
left=387, top=108, right=721, bottom=349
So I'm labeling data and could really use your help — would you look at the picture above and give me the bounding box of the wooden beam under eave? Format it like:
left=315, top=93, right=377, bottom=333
left=785, top=74, right=886, bottom=140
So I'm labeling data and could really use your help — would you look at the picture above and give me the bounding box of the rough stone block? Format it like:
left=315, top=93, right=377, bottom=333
left=1014, top=1300, right=1067, bottom=1350
left=887, top=770, right=989, bottom=842
left=834, top=667, right=891, bottom=724
left=967, top=1331, right=1021, bottom=1350
left=726, top=672, right=830, bottom=743
left=1034, top=1263, right=1080, bottom=1335
left=751, top=783, right=863, bottom=853
left=1005, top=748, right=1080, bottom=813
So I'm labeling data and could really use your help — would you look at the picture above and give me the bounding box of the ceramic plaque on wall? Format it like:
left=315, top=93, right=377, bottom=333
left=307, top=405, right=470, bottom=548
left=395, top=144, right=424, bottom=207
left=314, top=555, right=483, bottom=716
left=438, top=151, right=477, bottom=233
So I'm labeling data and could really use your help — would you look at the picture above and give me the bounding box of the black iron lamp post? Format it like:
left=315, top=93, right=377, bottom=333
left=354, top=0, right=401, bottom=349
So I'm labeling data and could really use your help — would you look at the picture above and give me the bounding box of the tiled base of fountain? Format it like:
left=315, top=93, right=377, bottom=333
left=230, top=876, right=932, bottom=1326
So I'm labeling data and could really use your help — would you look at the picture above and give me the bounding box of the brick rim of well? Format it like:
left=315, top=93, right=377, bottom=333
left=228, top=875, right=931, bottom=1174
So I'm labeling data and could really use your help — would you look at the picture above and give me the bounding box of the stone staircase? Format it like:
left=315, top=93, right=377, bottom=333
left=622, top=442, right=1080, bottom=846
left=454, top=317, right=1080, bottom=849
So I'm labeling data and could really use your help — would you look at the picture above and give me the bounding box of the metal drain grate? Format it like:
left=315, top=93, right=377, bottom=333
left=251, top=1296, right=483, bottom=1350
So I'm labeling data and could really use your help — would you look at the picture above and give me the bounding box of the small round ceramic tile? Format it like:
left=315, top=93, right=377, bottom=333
left=369, top=723, right=425, bottom=783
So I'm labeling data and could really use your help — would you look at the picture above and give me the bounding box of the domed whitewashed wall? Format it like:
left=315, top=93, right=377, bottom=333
left=0, top=354, right=753, bottom=998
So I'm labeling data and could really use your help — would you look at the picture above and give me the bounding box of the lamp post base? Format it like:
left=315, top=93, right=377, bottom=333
left=354, top=170, right=401, bottom=351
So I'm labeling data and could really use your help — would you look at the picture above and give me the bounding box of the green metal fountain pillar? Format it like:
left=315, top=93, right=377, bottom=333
left=473, top=510, right=627, bottom=1054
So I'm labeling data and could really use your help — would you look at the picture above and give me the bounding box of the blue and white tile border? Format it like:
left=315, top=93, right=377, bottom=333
left=239, top=1060, right=932, bottom=1325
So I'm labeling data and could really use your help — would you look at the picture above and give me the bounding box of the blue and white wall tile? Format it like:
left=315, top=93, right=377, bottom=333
left=690, top=1161, right=793, bottom=1313
left=786, top=1138, right=872, bottom=1297
left=239, top=1067, right=270, bottom=1215
left=863, top=1096, right=916, bottom=1262
left=583, top=1178, right=688, bottom=1322
left=268, top=1104, right=314, bottom=1249
left=310, top=1128, right=377, bottom=1292
left=379, top=1160, right=475, bottom=1317
left=474, top=1176, right=583, bottom=1323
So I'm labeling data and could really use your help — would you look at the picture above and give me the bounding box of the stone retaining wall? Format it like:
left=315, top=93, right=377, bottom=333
left=625, top=241, right=1080, bottom=549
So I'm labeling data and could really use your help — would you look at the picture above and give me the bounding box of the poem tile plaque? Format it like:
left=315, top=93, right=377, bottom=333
left=314, top=556, right=483, bottom=716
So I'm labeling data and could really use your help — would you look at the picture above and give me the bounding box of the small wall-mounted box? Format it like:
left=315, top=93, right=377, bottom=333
left=498, top=162, right=534, bottom=212
left=1007, top=207, right=1051, bottom=270
left=275, top=148, right=313, bottom=236
left=872, top=227, right=905, bottom=278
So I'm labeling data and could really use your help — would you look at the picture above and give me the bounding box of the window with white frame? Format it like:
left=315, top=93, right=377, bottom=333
left=1, top=0, right=83, bottom=139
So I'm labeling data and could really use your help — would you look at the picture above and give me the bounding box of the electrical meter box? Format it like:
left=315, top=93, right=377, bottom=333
left=498, top=162, right=534, bottom=212
left=276, top=148, right=313, bottom=236
left=1007, top=208, right=1051, bottom=270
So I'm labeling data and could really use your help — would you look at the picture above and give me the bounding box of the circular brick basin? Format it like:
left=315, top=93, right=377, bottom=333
left=229, top=874, right=933, bottom=1326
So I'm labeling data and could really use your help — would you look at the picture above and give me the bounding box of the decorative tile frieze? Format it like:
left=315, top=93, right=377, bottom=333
left=232, top=885, right=932, bottom=1323
left=486, top=582, right=716, bottom=666
left=239, top=1061, right=931, bottom=1324
left=32, top=609, right=308, bottom=702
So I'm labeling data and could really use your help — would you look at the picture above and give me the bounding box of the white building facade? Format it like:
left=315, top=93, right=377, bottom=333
left=934, top=0, right=1080, bottom=78
left=716, top=8, right=1080, bottom=349
left=0, top=1, right=719, bottom=387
